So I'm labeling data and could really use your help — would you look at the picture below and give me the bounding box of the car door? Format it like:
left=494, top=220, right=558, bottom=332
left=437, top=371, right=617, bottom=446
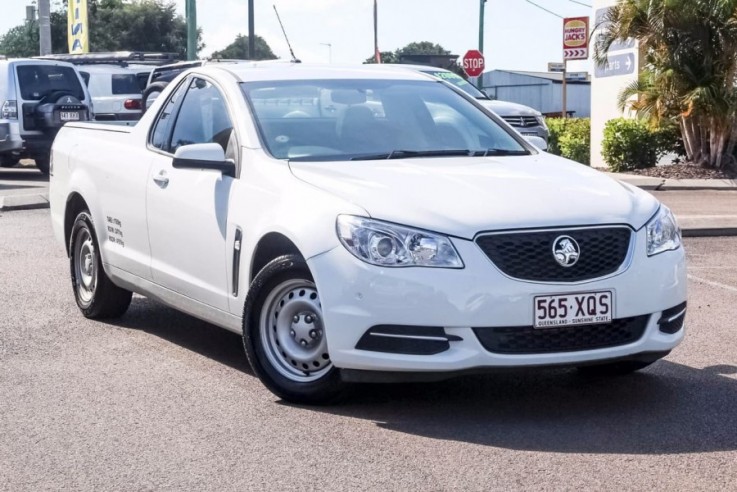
left=146, top=76, right=236, bottom=311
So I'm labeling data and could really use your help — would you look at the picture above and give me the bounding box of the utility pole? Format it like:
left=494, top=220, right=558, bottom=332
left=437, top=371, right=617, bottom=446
left=248, top=0, right=255, bottom=59
left=477, top=0, right=486, bottom=89
left=479, top=0, right=486, bottom=54
left=38, top=0, right=51, bottom=55
left=186, top=0, right=197, bottom=60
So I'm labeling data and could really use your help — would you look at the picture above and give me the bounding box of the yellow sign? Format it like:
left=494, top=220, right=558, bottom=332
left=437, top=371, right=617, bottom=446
left=67, top=0, right=89, bottom=54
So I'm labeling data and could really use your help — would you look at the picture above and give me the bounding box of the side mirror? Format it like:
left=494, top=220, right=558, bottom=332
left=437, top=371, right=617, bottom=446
left=524, top=135, right=548, bottom=151
left=172, top=143, right=235, bottom=177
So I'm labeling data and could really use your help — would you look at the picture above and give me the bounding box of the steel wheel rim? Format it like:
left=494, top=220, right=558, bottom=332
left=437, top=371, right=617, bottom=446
left=74, top=227, right=97, bottom=305
left=260, top=278, right=332, bottom=382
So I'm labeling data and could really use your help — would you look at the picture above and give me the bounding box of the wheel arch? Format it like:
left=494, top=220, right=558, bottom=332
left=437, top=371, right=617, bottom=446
left=249, top=232, right=304, bottom=283
left=64, top=192, right=90, bottom=256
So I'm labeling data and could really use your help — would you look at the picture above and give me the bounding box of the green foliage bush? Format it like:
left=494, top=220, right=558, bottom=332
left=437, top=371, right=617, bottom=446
left=601, top=118, right=681, bottom=172
left=545, top=118, right=591, bottom=165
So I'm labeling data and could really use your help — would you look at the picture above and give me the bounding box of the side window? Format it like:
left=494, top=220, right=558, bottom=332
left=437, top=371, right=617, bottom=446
left=150, top=80, right=188, bottom=150
left=169, top=78, right=234, bottom=153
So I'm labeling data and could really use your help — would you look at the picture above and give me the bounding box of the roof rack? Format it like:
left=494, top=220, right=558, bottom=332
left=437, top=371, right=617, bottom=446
left=34, top=51, right=180, bottom=67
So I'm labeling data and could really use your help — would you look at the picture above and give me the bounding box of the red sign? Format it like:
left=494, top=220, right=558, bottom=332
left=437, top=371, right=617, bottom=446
left=563, top=16, right=589, bottom=60
left=462, top=50, right=485, bottom=78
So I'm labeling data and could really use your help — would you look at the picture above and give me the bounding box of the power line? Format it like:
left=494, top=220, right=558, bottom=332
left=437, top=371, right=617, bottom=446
left=567, top=0, right=592, bottom=7
left=524, top=0, right=563, bottom=19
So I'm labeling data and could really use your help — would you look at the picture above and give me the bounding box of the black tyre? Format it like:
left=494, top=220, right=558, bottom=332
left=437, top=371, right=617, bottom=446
left=34, top=155, right=50, bottom=175
left=243, top=255, right=345, bottom=404
left=69, top=211, right=132, bottom=319
left=0, top=156, right=20, bottom=168
left=142, top=82, right=168, bottom=113
left=577, top=360, right=656, bottom=377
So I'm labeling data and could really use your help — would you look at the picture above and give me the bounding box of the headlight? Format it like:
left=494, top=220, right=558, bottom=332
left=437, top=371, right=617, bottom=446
left=535, top=115, right=547, bottom=128
left=646, top=206, right=681, bottom=256
left=336, top=215, right=463, bottom=268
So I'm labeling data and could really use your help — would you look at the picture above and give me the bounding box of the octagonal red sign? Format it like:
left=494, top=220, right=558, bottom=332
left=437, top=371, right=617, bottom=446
left=462, top=50, right=485, bottom=78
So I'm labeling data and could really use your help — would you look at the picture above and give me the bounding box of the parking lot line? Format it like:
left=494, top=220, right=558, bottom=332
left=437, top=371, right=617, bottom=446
left=688, top=274, right=737, bottom=293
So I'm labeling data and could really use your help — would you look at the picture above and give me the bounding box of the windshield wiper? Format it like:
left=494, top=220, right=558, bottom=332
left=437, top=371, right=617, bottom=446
left=350, top=149, right=473, bottom=161
left=473, top=148, right=530, bottom=157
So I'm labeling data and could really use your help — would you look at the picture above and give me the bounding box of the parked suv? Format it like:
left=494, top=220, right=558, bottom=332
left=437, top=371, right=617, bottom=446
left=0, top=59, right=91, bottom=174
left=78, top=64, right=153, bottom=121
left=38, top=52, right=176, bottom=123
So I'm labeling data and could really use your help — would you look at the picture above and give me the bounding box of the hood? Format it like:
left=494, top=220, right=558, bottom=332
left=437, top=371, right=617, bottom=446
left=289, top=154, right=659, bottom=239
left=479, top=99, right=541, bottom=117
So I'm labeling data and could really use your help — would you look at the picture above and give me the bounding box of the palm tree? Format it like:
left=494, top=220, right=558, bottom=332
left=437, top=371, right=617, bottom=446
left=596, top=0, right=737, bottom=169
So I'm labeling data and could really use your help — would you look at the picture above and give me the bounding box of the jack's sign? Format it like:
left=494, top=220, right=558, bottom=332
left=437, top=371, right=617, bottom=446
left=67, top=0, right=89, bottom=54
left=563, top=17, right=589, bottom=61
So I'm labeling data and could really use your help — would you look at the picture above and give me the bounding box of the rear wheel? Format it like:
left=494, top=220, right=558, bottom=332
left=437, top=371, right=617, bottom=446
left=142, top=82, right=168, bottom=113
left=243, top=255, right=345, bottom=404
left=69, top=211, right=132, bottom=319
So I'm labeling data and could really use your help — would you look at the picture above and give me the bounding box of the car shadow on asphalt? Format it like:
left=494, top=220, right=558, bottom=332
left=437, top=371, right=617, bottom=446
left=309, top=361, right=737, bottom=455
left=111, top=297, right=737, bottom=455
left=109, top=295, right=252, bottom=374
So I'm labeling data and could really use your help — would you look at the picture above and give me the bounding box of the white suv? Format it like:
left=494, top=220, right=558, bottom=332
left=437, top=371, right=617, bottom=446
left=0, top=59, right=91, bottom=174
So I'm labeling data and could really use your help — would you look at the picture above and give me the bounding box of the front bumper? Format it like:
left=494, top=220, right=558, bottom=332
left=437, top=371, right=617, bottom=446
left=307, top=226, right=686, bottom=374
left=512, top=125, right=549, bottom=143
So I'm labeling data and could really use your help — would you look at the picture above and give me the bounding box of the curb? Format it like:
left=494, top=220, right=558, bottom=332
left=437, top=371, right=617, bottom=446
left=681, top=228, right=737, bottom=237
left=609, top=175, right=737, bottom=191
left=0, top=194, right=50, bottom=212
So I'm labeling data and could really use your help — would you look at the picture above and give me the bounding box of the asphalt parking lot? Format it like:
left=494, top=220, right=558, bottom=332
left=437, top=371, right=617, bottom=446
left=1, top=209, right=736, bottom=490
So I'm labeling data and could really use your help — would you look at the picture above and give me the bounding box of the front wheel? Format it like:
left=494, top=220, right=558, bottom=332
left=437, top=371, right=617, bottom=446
left=69, top=211, right=132, bottom=319
left=243, top=255, right=345, bottom=404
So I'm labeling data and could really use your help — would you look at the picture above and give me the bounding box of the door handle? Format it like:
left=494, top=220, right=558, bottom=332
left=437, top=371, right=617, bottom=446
left=153, top=171, right=169, bottom=188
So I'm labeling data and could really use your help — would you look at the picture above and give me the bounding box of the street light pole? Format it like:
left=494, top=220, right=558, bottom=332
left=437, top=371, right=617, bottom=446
left=320, top=43, right=332, bottom=63
left=186, top=0, right=197, bottom=60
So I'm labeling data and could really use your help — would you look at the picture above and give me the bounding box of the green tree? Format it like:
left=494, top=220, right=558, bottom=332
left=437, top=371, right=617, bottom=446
left=596, top=0, right=737, bottom=169
left=210, top=34, right=277, bottom=60
left=395, top=41, right=450, bottom=57
left=363, top=51, right=399, bottom=64
left=0, top=0, right=199, bottom=59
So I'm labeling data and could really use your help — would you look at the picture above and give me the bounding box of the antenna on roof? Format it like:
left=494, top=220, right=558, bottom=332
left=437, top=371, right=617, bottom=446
left=273, top=4, right=301, bottom=63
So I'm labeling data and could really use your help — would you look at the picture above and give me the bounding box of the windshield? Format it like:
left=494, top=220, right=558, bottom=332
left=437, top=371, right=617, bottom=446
left=16, top=65, right=85, bottom=101
left=241, top=79, right=528, bottom=161
left=420, top=69, right=488, bottom=99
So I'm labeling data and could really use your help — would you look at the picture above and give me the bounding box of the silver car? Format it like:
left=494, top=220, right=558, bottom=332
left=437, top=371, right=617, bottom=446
left=387, top=64, right=549, bottom=145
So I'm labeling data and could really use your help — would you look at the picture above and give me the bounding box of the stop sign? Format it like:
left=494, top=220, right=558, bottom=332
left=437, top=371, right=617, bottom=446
left=462, top=50, right=485, bottom=77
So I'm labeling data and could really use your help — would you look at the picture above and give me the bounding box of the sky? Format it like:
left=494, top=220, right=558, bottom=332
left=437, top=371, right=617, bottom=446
left=0, top=0, right=593, bottom=73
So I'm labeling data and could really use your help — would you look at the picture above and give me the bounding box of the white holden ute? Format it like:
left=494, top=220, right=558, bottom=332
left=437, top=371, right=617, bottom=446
left=50, top=64, right=687, bottom=404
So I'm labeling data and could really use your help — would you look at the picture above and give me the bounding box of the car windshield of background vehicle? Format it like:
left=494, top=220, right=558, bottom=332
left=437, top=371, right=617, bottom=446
left=17, top=65, right=85, bottom=101
left=420, top=69, right=488, bottom=99
left=241, top=79, right=529, bottom=161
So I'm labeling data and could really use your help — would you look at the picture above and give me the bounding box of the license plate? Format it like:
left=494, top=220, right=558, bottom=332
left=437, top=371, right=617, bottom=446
left=521, top=132, right=538, bottom=136
left=60, top=112, right=80, bottom=121
left=534, top=291, right=613, bottom=328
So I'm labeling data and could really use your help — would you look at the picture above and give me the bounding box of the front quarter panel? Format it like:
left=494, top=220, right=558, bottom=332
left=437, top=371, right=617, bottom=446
left=226, top=149, right=368, bottom=316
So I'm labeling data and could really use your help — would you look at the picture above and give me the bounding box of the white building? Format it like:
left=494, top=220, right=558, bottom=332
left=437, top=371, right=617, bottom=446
left=480, top=70, right=591, bottom=118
